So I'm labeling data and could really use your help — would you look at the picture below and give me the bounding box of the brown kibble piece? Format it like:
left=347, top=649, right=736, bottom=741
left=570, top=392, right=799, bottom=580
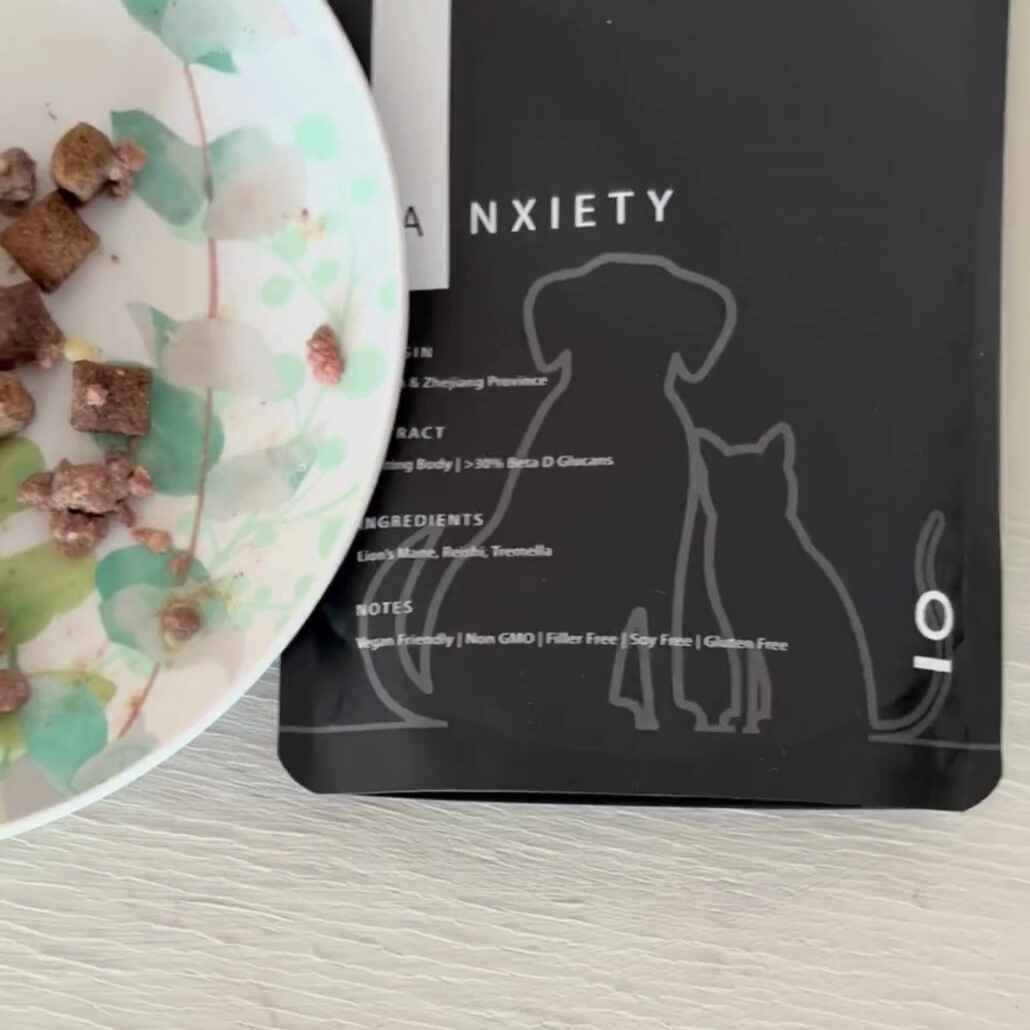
left=161, top=600, right=203, bottom=649
left=133, top=527, right=172, bottom=554
left=0, top=148, right=37, bottom=216
left=71, top=361, right=152, bottom=436
left=108, top=139, right=148, bottom=198
left=1, top=192, right=99, bottom=292
left=307, top=323, right=344, bottom=386
left=52, top=123, right=116, bottom=204
left=50, top=461, right=122, bottom=515
left=17, top=470, right=52, bottom=509
left=0, top=282, right=64, bottom=367
left=0, top=372, right=34, bottom=436
left=49, top=509, right=109, bottom=558
left=0, top=669, right=30, bottom=714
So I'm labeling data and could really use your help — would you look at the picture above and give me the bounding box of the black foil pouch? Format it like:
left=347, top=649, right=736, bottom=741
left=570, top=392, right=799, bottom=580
left=280, top=0, right=1009, bottom=809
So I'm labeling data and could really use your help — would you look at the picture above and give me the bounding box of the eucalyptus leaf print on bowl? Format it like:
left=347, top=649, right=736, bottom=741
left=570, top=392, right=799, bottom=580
left=0, top=0, right=406, bottom=836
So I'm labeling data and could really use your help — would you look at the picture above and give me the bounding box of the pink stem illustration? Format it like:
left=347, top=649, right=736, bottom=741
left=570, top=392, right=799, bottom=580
left=119, top=63, right=219, bottom=740
left=183, top=61, right=218, bottom=581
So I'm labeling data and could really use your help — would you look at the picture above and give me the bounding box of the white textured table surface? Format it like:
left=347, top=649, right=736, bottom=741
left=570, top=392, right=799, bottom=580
left=1, top=666, right=1029, bottom=1030
left=5, top=11, right=1030, bottom=1030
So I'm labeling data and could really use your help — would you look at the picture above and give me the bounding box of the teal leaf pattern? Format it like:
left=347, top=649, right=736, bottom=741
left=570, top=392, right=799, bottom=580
left=97, top=546, right=222, bottom=664
left=120, top=0, right=168, bottom=34
left=109, top=115, right=304, bottom=240
left=196, top=51, right=239, bottom=75
left=319, top=516, right=345, bottom=559
left=261, top=276, right=295, bottom=307
left=110, top=110, right=206, bottom=227
left=97, top=545, right=205, bottom=600
left=72, top=723, right=160, bottom=793
left=120, top=0, right=292, bottom=64
left=159, top=0, right=293, bottom=64
left=127, top=302, right=179, bottom=362
left=0, top=437, right=44, bottom=523
left=295, top=114, right=341, bottom=161
left=22, top=676, right=109, bottom=791
left=109, top=376, right=227, bottom=496
left=273, top=355, right=306, bottom=399
left=206, top=131, right=306, bottom=240
left=205, top=437, right=317, bottom=522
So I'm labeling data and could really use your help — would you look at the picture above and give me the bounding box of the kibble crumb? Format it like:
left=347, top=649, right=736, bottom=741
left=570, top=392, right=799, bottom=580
left=0, top=148, right=37, bottom=216
left=161, top=600, right=203, bottom=649
left=0, top=669, right=30, bottom=714
left=17, top=470, right=53, bottom=509
left=133, top=527, right=172, bottom=554
left=307, top=323, right=344, bottom=386
left=108, top=139, right=148, bottom=198
left=0, top=371, right=34, bottom=437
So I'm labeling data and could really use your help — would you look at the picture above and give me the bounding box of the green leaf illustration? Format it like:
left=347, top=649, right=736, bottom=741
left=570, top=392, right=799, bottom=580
left=205, top=437, right=317, bottom=522
left=133, top=376, right=226, bottom=496
left=269, top=224, right=308, bottom=263
left=21, top=675, right=108, bottom=791
left=141, top=316, right=285, bottom=400
left=97, top=545, right=209, bottom=657
left=273, top=355, right=306, bottom=399
left=108, top=112, right=305, bottom=240
left=0, top=544, right=96, bottom=647
left=121, top=0, right=169, bottom=34
left=196, top=51, right=239, bottom=74
left=121, top=0, right=289, bottom=65
left=110, top=110, right=206, bottom=227
left=34, top=671, right=118, bottom=707
left=312, top=258, right=341, bottom=290
left=261, top=276, right=295, bottom=308
left=341, top=346, right=389, bottom=399
left=319, top=516, right=345, bottom=559
left=0, top=437, right=44, bottom=523
left=210, top=127, right=277, bottom=182
left=295, top=114, right=342, bottom=161
left=71, top=724, right=159, bottom=793
left=0, top=713, right=26, bottom=776
left=97, top=545, right=206, bottom=602
left=207, top=128, right=306, bottom=240
left=127, top=303, right=179, bottom=363
left=316, top=437, right=347, bottom=471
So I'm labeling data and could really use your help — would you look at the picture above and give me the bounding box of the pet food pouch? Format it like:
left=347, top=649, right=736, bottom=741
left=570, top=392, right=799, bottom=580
left=280, top=0, right=1009, bottom=809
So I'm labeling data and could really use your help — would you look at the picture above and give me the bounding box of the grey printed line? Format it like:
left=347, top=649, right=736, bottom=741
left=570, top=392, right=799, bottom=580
left=694, top=423, right=882, bottom=732
left=281, top=522, right=448, bottom=735
left=421, top=254, right=738, bottom=709
left=609, top=606, right=659, bottom=730
left=871, top=510, right=957, bottom=742
left=659, top=281, right=742, bottom=733
left=281, top=721, right=440, bottom=735
left=867, top=736, right=1000, bottom=752
left=743, top=650, right=773, bottom=735
left=393, top=526, right=445, bottom=694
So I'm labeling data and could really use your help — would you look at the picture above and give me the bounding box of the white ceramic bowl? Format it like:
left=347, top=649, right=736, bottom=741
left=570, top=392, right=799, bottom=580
left=0, top=0, right=406, bottom=836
